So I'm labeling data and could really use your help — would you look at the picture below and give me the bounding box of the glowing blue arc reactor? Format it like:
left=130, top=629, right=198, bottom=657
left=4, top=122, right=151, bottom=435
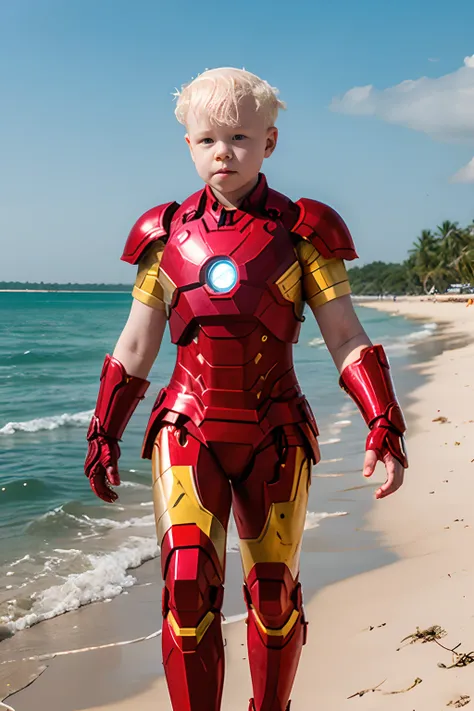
left=206, top=258, right=238, bottom=293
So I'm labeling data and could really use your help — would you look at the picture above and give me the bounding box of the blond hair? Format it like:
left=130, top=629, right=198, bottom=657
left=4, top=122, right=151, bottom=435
left=174, top=67, right=286, bottom=128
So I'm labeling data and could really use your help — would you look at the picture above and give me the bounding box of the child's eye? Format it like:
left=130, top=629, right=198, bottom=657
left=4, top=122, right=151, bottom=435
left=200, top=138, right=214, bottom=145
left=233, top=134, right=246, bottom=141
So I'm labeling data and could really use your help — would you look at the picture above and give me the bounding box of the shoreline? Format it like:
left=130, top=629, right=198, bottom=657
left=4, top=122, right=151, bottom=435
left=4, top=298, right=474, bottom=710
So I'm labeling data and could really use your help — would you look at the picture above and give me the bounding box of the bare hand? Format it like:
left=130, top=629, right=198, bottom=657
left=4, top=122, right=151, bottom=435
left=363, top=450, right=405, bottom=499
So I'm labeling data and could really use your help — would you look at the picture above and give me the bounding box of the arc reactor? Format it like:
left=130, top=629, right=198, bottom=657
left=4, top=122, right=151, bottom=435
left=205, top=258, right=238, bottom=294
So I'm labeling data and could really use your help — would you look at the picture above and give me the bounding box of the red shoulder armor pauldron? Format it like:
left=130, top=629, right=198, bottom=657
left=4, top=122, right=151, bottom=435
left=121, top=201, right=180, bottom=265
left=292, top=198, right=358, bottom=261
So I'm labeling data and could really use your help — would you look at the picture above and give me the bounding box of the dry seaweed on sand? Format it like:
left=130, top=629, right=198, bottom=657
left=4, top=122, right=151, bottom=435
left=347, top=677, right=422, bottom=699
left=447, top=696, right=471, bottom=707
left=437, top=642, right=474, bottom=669
left=384, top=677, right=423, bottom=695
left=347, top=680, right=386, bottom=698
left=397, top=624, right=446, bottom=650
left=398, top=625, right=474, bottom=668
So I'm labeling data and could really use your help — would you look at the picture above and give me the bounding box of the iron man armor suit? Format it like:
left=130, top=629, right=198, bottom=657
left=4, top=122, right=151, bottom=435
left=85, top=174, right=407, bottom=711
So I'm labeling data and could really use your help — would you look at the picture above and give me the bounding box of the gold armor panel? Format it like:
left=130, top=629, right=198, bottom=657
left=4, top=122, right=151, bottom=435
left=239, top=447, right=311, bottom=580
left=132, top=240, right=176, bottom=312
left=275, top=260, right=305, bottom=320
left=151, top=431, right=227, bottom=571
left=295, top=240, right=351, bottom=309
left=133, top=235, right=349, bottom=315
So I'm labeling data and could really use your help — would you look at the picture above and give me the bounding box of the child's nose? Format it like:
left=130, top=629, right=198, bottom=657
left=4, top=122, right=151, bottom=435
left=214, top=141, right=232, bottom=159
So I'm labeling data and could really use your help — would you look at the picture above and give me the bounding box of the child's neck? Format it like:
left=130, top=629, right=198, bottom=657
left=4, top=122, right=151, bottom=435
left=209, top=175, right=259, bottom=210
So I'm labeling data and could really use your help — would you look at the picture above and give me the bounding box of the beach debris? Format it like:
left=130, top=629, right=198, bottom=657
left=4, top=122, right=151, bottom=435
left=437, top=641, right=474, bottom=669
left=401, top=631, right=474, bottom=670
left=347, top=677, right=422, bottom=699
left=347, top=680, right=386, bottom=698
left=455, top=441, right=461, bottom=446
left=447, top=696, right=471, bottom=707
left=398, top=625, right=446, bottom=650
left=367, top=622, right=386, bottom=631
left=384, top=677, right=422, bottom=694
left=433, top=416, right=449, bottom=423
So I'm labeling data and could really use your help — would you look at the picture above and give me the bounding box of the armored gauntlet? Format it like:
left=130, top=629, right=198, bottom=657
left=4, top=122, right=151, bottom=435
left=339, top=345, right=408, bottom=468
left=85, top=355, right=149, bottom=501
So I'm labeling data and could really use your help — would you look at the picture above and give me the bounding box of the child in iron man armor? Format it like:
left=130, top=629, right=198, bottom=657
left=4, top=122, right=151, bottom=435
left=84, top=68, right=408, bottom=711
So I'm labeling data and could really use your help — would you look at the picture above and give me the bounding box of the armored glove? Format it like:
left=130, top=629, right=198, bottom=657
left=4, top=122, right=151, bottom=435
left=85, top=355, right=149, bottom=502
left=339, top=344, right=408, bottom=468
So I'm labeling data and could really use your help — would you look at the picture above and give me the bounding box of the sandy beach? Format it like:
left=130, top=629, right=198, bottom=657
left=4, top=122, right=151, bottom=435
left=3, top=296, right=474, bottom=711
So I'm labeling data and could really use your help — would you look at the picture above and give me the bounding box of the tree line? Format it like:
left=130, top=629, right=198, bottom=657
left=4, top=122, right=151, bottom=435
left=348, top=220, right=474, bottom=295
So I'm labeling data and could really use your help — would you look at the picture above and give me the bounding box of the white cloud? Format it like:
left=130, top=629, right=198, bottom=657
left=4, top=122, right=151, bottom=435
left=450, top=156, right=474, bottom=183
left=330, top=55, right=474, bottom=142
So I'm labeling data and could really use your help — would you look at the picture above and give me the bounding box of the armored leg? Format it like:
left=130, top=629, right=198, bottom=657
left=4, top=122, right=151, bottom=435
left=152, top=425, right=232, bottom=711
left=233, top=425, right=311, bottom=711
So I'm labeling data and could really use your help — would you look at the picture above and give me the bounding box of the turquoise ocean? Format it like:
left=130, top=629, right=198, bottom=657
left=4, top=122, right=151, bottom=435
left=0, top=292, right=438, bottom=636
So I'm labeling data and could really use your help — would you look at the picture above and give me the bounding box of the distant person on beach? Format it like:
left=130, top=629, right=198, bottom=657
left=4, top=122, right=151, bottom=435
left=84, top=68, right=408, bottom=711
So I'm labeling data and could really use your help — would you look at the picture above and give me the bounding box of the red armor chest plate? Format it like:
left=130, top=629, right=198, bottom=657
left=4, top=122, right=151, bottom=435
left=162, top=210, right=302, bottom=346
left=141, top=181, right=320, bottom=463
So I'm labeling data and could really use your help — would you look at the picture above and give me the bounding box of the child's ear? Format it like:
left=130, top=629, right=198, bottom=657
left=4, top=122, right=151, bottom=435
left=264, top=127, right=278, bottom=158
left=185, top=134, right=195, bottom=162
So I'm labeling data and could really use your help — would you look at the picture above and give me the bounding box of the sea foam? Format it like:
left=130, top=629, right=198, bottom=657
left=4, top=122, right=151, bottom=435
left=4, top=536, right=159, bottom=633
left=0, top=410, right=93, bottom=435
left=3, top=509, right=346, bottom=634
left=384, top=322, right=438, bottom=355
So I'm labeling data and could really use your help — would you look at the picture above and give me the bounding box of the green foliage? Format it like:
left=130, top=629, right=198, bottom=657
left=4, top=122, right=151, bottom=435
left=349, top=220, right=474, bottom=295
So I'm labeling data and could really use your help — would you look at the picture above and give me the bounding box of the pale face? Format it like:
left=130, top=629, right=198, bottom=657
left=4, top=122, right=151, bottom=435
left=185, top=95, right=278, bottom=207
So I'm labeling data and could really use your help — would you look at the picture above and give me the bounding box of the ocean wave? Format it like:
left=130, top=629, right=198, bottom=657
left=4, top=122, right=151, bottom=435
left=305, top=511, right=348, bottom=528
left=4, top=537, right=159, bottom=633
left=0, top=410, right=93, bottom=435
left=119, top=481, right=150, bottom=490
left=308, top=337, right=325, bottom=347
left=0, top=477, right=53, bottom=507
left=27, top=506, right=155, bottom=536
left=81, top=514, right=155, bottom=530
left=2, top=506, right=350, bottom=635
left=329, top=419, right=352, bottom=436
left=7, top=554, right=32, bottom=568
left=384, top=323, right=438, bottom=356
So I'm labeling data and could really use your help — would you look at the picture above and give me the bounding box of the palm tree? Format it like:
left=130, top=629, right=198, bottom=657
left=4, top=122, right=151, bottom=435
left=409, top=229, right=440, bottom=293
left=448, top=226, right=474, bottom=284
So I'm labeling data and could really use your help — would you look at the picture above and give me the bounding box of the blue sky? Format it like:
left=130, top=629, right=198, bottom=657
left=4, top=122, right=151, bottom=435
left=1, top=0, right=473, bottom=283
